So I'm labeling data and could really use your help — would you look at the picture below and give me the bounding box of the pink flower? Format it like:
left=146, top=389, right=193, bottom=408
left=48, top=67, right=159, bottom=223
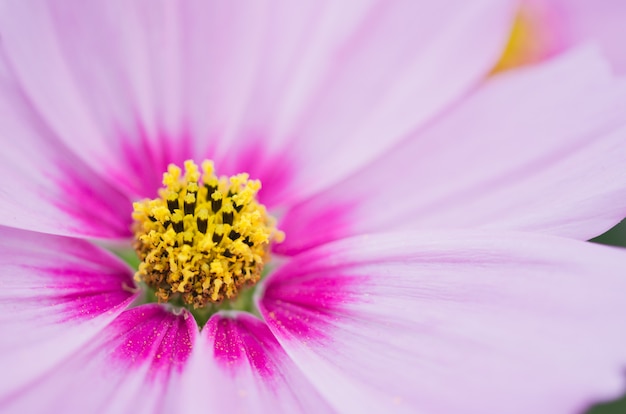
left=497, top=0, right=626, bottom=73
left=1, top=1, right=626, bottom=413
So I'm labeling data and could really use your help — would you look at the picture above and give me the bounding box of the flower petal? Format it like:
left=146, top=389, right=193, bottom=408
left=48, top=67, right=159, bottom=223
left=1, top=304, right=196, bottom=413
left=0, top=59, right=133, bottom=238
left=0, top=227, right=137, bottom=400
left=214, top=0, right=518, bottom=205
left=0, top=0, right=200, bottom=199
left=175, top=312, right=332, bottom=413
left=538, top=0, right=626, bottom=74
left=277, top=47, right=626, bottom=254
left=0, top=0, right=516, bottom=205
left=261, top=231, right=626, bottom=413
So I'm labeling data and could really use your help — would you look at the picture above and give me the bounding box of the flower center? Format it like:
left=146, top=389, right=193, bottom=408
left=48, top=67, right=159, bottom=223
left=132, top=160, right=283, bottom=309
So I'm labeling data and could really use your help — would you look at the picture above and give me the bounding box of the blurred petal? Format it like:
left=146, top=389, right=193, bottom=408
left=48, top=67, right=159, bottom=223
left=0, top=227, right=136, bottom=399
left=278, top=47, right=626, bottom=254
left=0, top=0, right=516, bottom=205
left=1, top=305, right=196, bottom=414
left=555, top=0, right=626, bottom=74
left=513, top=0, right=626, bottom=74
left=176, top=312, right=332, bottom=414
left=261, top=231, right=626, bottom=413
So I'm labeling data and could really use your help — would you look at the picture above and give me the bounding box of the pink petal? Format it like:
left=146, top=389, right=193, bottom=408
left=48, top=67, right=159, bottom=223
left=533, top=0, right=626, bottom=74
left=277, top=47, right=626, bottom=254
left=0, top=58, right=133, bottom=238
left=0, top=227, right=136, bottom=400
left=0, top=0, right=198, bottom=200
left=214, top=0, right=518, bottom=206
left=2, top=304, right=197, bottom=413
left=0, top=0, right=516, bottom=206
left=261, top=231, right=626, bottom=413
left=176, top=312, right=331, bottom=413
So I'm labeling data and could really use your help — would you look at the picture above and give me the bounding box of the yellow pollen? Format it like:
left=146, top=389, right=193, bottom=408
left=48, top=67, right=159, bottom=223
left=132, top=160, right=284, bottom=308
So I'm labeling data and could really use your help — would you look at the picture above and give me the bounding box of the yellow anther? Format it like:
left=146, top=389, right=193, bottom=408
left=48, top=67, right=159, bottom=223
left=132, top=160, right=283, bottom=308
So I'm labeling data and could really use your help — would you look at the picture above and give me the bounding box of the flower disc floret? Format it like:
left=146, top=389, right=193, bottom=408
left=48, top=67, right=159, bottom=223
left=132, top=160, right=283, bottom=308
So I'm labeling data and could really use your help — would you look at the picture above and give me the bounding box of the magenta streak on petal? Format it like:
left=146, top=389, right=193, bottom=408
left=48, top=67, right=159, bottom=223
left=106, top=126, right=294, bottom=208
left=7, top=238, right=136, bottom=322
left=109, top=124, right=163, bottom=199
left=214, top=136, right=297, bottom=209
left=274, top=199, right=358, bottom=256
left=206, top=313, right=285, bottom=379
left=260, top=268, right=362, bottom=342
left=109, top=305, right=196, bottom=381
left=49, top=160, right=133, bottom=238
left=106, top=121, right=196, bottom=199
left=36, top=267, right=134, bottom=322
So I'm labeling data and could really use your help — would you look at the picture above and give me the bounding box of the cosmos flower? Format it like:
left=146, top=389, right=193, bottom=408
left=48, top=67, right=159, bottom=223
left=496, top=0, right=626, bottom=73
left=1, top=1, right=626, bottom=413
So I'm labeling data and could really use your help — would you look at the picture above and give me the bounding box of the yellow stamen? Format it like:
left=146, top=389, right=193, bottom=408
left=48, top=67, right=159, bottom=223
left=132, top=160, right=284, bottom=308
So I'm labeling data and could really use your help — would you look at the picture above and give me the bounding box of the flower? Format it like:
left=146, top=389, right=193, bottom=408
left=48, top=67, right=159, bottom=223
left=496, top=0, right=626, bottom=73
left=1, top=1, right=626, bottom=413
